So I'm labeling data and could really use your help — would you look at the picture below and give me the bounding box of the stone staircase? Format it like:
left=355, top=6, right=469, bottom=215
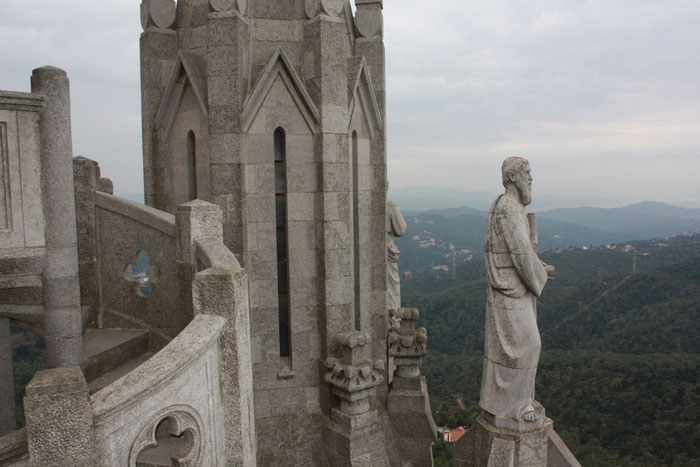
left=0, top=249, right=44, bottom=308
left=81, top=328, right=153, bottom=394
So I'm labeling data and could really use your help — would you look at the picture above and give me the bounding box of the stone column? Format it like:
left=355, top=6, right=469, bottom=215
left=23, top=367, right=95, bottom=465
left=324, top=331, right=388, bottom=466
left=31, top=66, right=83, bottom=368
left=386, top=308, right=437, bottom=464
left=0, top=318, right=16, bottom=436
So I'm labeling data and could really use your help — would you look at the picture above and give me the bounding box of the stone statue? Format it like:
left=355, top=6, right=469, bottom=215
left=481, top=157, right=554, bottom=426
left=387, top=199, right=407, bottom=311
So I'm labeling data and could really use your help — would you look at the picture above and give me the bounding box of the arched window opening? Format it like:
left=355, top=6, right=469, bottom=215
left=274, top=128, right=291, bottom=357
left=352, top=131, right=361, bottom=331
left=186, top=130, right=197, bottom=201
left=123, top=250, right=152, bottom=298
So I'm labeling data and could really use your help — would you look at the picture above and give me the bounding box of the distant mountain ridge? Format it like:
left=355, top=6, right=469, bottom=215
left=396, top=201, right=700, bottom=270
left=389, top=186, right=620, bottom=211
left=539, top=201, right=700, bottom=241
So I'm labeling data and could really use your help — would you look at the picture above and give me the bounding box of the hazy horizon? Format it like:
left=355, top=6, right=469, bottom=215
left=2, top=1, right=699, bottom=207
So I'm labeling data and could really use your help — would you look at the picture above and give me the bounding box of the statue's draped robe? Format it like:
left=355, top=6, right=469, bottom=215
left=481, top=194, right=547, bottom=419
left=387, top=200, right=407, bottom=311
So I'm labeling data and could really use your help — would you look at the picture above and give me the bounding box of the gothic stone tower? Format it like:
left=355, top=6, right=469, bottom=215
left=139, top=0, right=434, bottom=464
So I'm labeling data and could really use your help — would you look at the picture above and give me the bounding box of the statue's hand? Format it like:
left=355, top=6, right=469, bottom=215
left=543, top=262, right=555, bottom=280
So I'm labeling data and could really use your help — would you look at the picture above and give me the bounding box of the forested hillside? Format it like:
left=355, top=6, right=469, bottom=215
left=396, top=202, right=700, bottom=270
left=404, top=233, right=700, bottom=466
left=9, top=324, right=46, bottom=427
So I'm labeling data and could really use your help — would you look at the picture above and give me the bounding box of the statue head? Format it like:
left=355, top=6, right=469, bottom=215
left=501, top=157, right=532, bottom=206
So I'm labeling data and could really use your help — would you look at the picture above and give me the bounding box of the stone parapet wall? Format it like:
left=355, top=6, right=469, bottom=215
left=0, top=90, right=46, bottom=323
left=90, top=313, right=227, bottom=466
left=80, top=189, right=188, bottom=345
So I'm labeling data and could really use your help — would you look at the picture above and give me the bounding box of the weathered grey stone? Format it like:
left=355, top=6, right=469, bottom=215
left=0, top=426, right=28, bottom=465
left=176, top=199, right=223, bottom=264
left=31, top=66, right=83, bottom=368
left=0, top=318, right=15, bottom=436
left=355, top=1, right=383, bottom=39
left=386, top=200, right=406, bottom=312
left=24, top=367, right=95, bottom=466
left=548, top=429, right=582, bottom=467
left=481, top=157, right=554, bottom=426
left=209, top=0, right=247, bottom=14
left=91, top=315, right=228, bottom=466
left=107, top=0, right=431, bottom=463
left=141, top=0, right=176, bottom=30
left=453, top=414, right=554, bottom=467
left=193, top=265, right=256, bottom=466
left=451, top=158, right=578, bottom=466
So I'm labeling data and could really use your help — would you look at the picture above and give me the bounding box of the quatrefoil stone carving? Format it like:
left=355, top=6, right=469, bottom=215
left=129, top=407, right=202, bottom=467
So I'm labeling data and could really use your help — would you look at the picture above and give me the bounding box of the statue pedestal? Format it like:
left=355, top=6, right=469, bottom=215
left=451, top=412, right=580, bottom=467
left=483, top=403, right=546, bottom=432
left=388, top=376, right=437, bottom=465
left=325, top=408, right=389, bottom=467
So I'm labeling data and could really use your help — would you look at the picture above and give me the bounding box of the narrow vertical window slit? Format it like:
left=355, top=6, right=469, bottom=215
left=352, top=131, right=361, bottom=331
left=186, top=130, right=197, bottom=201
left=274, top=128, right=291, bottom=357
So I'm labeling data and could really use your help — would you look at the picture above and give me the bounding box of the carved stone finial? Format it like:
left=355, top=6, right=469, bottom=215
left=305, top=0, right=344, bottom=18
left=140, top=0, right=176, bottom=30
left=325, top=331, right=383, bottom=415
left=354, top=0, right=383, bottom=38
left=209, top=0, right=247, bottom=15
left=388, top=308, right=427, bottom=378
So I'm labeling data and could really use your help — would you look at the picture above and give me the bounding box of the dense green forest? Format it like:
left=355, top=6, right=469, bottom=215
left=9, top=323, right=46, bottom=427
left=403, top=233, right=700, bottom=466
left=8, top=227, right=699, bottom=465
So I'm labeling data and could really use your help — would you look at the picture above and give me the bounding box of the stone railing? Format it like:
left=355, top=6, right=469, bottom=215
left=75, top=156, right=190, bottom=345
left=184, top=200, right=257, bottom=467
left=24, top=165, right=257, bottom=465
left=69, top=158, right=255, bottom=465
left=90, top=313, right=227, bottom=466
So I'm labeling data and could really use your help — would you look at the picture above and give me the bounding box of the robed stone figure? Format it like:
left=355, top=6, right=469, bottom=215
left=387, top=200, right=407, bottom=311
left=481, top=157, right=553, bottom=425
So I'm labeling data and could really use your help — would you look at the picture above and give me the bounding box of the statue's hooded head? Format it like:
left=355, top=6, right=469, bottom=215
left=502, top=157, right=533, bottom=206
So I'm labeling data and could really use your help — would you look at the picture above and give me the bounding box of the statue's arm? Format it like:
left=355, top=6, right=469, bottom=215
left=499, top=214, right=547, bottom=297
left=388, top=200, right=407, bottom=237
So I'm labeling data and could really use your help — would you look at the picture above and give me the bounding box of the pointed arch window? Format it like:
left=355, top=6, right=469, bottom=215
left=275, top=128, right=291, bottom=357
left=186, top=130, right=197, bottom=201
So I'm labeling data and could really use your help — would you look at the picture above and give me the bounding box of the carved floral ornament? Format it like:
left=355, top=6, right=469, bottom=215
left=387, top=308, right=427, bottom=358
left=325, top=356, right=384, bottom=392
left=128, top=405, right=203, bottom=467
left=324, top=331, right=384, bottom=393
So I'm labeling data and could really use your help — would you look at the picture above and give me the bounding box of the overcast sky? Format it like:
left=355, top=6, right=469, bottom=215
left=2, top=1, right=699, bottom=207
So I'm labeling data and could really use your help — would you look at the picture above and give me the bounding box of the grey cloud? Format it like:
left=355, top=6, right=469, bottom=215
left=1, top=1, right=698, bottom=204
